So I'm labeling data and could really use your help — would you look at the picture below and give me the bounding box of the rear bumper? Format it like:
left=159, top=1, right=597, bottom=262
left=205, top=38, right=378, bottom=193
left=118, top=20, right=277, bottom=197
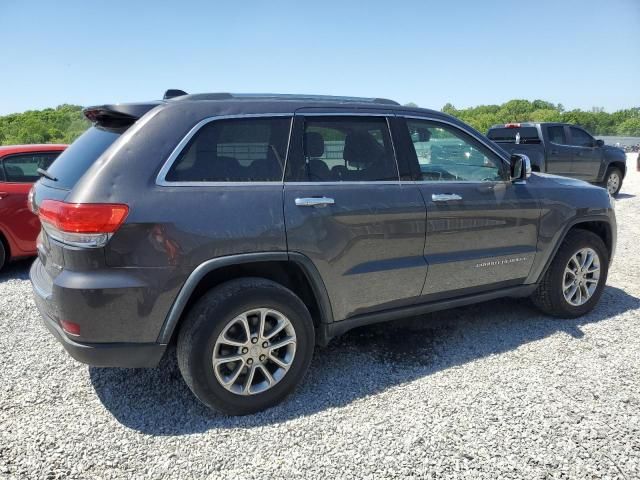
left=30, top=260, right=167, bottom=368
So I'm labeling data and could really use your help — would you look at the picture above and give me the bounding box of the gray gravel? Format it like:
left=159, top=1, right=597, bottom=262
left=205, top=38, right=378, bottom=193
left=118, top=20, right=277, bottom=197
left=2, top=154, right=640, bottom=479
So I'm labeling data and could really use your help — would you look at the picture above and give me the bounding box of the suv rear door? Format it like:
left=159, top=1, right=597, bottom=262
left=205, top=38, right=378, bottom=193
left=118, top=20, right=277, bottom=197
left=283, top=112, right=427, bottom=321
left=398, top=115, right=540, bottom=300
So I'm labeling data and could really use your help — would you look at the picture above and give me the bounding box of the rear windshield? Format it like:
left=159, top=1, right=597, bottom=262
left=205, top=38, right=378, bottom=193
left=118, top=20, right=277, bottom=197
left=42, top=126, right=124, bottom=189
left=487, top=127, right=541, bottom=144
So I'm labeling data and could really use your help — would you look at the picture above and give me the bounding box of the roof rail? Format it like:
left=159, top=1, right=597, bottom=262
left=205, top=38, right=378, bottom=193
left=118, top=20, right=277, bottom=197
left=168, top=92, right=399, bottom=105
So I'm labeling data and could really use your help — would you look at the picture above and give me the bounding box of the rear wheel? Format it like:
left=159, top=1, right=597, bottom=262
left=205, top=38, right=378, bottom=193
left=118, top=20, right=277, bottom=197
left=531, top=230, right=608, bottom=318
left=603, top=167, right=623, bottom=196
left=177, top=277, right=315, bottom=415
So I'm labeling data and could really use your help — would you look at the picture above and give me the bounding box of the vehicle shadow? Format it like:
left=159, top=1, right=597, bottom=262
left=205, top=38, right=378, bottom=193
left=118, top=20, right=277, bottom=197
left=615, top=193, right=635, bottom=200
left=0, top=259, right=33, bottom=283
left=89, top=285, right=639, bottom=435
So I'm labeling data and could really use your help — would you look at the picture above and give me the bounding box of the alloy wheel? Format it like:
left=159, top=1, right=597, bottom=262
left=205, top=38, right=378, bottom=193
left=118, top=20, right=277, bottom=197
left=212, top=308, right=297, bottom=395
left=562, top=247, right=601, bottom=306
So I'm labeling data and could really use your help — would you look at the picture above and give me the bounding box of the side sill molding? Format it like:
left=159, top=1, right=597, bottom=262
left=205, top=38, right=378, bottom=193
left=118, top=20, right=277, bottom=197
left=317, top=284, right=537, bottom=345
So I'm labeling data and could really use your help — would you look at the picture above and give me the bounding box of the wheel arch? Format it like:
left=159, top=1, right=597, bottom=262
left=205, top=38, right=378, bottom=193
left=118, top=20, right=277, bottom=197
left=533, top=216, right=613, bottom=284
left=607, top=161, right=626, bottom=179
left=157, top=252, right=334, bottom=344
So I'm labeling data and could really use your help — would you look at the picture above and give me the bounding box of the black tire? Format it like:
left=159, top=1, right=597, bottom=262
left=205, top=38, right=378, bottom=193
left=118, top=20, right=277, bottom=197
left=177, top=277, right=315, bottom=415
left=0, top=239, right=6, bottom=272
left=531, top=230, right=609, bottom=318
left=603, top=167, right=623, bottom=196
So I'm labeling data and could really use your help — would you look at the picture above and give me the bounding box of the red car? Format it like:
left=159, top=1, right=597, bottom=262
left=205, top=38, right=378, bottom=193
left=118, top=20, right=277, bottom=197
left=0, top=144, right=67, bottom=270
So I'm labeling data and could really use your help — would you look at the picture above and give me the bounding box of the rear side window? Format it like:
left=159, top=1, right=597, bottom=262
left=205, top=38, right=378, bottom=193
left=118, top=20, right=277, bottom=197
left=165, top=117, right=291, bottom=182
left=292, top=116, right=397, bottom=182
left=44, top=127, right=123, bottom=189
left=547, top=126, right=567, bottom=145
left=569, top=127, right=594, bottom=148
left=1, top=152, right=61, bottom=183
left=487, top=127, right=541, bottom=144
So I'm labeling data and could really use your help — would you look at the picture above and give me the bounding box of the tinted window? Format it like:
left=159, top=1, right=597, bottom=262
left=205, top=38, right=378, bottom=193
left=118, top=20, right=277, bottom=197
left=295, top=117, right=397, bottom=182
left=570, top=127, right=594, bottom=147
left=45, top=127, right=123, bottom=189
left=2, top=152, right=61, bottom=183
left=487, top=127, right=540, bottom=144
left=408, top=120, right=505, bottom=182
left=166, top=117, right=291, bottom=182
left=547, top=126, right=566, bottom=144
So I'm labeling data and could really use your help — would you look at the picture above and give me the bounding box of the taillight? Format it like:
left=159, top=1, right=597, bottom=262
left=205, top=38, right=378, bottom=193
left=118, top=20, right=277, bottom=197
left=38, top=200, right=129, bottom=248
left=28, top=186, right=37, bottom=214
left=60, top=319, right=81, bottom=336
left=505, top=123, right=521, bottom=128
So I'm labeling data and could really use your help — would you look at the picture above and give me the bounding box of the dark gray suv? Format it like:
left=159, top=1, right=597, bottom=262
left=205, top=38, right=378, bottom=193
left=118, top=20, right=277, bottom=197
left=30, top=92, right=617, bottom=415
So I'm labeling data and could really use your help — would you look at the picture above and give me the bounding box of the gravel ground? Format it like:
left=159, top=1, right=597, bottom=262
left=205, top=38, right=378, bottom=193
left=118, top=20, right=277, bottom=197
left=1, top=154, right=639, bottom=480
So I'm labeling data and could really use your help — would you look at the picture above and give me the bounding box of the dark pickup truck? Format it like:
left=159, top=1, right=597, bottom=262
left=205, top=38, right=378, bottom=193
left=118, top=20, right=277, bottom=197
left=487, top=123, right=627, bottom=196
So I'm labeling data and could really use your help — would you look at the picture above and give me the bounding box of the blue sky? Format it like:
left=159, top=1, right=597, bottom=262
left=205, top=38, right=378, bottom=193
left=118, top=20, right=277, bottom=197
left=1, top=0, right=638, bottom=115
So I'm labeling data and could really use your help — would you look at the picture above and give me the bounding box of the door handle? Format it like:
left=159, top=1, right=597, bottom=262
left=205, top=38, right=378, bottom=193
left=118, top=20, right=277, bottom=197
left=295, top=197, right=335, bottom=208
left=0, top=192, right=8, bottom=200
left=431, top=193, right=462, bottom=202
left=551, top=150, right=559, bottom=154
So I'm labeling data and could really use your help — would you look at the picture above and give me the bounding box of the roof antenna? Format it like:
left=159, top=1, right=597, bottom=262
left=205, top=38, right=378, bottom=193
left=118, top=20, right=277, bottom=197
left=163, top=89, right=188, bottom=100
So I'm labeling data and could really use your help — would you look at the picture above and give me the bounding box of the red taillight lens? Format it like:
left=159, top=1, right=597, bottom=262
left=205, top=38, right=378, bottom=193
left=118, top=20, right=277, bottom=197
left=38, top=200, right=129, bottom=248
left=39, top=200, right=129, bottom=234
left=505, top=123, right=521, bottom=128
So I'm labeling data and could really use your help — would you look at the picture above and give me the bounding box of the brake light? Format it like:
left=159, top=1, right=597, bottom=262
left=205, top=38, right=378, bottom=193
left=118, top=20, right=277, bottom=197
left=28, top=186, right=36, bottom=214
left=38, top=200, right=129, bottom=248
left=505, top=123, right=521, bottom=128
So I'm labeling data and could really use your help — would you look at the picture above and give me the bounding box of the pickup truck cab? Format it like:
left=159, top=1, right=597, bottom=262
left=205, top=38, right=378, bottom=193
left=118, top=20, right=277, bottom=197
left=487, top=122, right=627, bottom=195
left=0, top=144, right=66, bottom=270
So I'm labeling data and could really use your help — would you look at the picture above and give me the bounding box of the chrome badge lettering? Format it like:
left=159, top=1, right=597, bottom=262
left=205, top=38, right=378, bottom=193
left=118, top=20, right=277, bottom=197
left=475, top=257, right=528, bottom=268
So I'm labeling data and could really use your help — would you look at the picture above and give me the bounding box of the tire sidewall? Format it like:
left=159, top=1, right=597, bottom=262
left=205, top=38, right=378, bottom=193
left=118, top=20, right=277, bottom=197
left=180, top=281, right=314, bottom=415
left=549, top=233, right=609, bottom=317
left=0, top=240, right=5, bottom=271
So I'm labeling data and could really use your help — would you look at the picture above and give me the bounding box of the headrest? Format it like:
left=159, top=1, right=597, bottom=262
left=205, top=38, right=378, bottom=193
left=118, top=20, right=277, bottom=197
left=304, top=132, right=325, bottom=158
left=343, top=132, right=383, bottom=168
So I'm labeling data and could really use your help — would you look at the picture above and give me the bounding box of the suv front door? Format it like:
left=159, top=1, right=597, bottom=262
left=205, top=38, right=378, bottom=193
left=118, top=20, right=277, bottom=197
left=398, top=117, right=540, bottom=300
left=283, top=113, right=428, bottom=321
left=568, top=126, right=602, bottom=181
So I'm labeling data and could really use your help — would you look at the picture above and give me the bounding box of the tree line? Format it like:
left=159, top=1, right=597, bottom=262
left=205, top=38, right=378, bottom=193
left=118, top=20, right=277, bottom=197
left=1, top=100, right=639, bottom=146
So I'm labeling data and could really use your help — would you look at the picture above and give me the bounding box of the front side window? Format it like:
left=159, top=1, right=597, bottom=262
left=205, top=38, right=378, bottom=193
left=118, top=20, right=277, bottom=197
left=547, top=126, right=567, bottom=145
left=293, top=116, right=398, bottom=182
left=1, top=152, right=61, bottom=183
left=166, top=117, right=291, bottom=182
left=569, top=127, right=594, bottom=148
left=407, top=120, right=505, bottom=182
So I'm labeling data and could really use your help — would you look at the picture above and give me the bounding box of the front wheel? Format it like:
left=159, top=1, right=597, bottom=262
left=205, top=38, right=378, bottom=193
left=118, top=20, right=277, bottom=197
left=177, top=277, right=315, bottom=415
left=603, top=167, right=623, bottom=196
left=531, top=230, right=609, bottom=318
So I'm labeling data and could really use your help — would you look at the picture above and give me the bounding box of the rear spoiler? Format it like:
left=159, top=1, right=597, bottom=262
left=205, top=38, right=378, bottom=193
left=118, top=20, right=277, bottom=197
left=83, top=101, right=163, bottom=128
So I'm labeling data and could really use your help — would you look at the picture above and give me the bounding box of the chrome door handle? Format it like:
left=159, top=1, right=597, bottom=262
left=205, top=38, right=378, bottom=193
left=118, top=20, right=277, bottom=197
left=431, top=193, right=462, bottom=202
left=295, top=197, right=335, bottom=207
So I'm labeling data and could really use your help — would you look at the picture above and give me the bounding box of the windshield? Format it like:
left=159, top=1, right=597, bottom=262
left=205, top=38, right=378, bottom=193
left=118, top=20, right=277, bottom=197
left=42, top=126, right=125, bottom=189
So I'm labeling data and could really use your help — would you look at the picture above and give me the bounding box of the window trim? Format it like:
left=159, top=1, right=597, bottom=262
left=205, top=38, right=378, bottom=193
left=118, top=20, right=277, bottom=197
left=284, top=113, right=401, bottom=184
left=0, top=151, right=62, bottom=184
left=401, top=115, right=511, bottom=184
left=156, top=113, right=294, bottom=187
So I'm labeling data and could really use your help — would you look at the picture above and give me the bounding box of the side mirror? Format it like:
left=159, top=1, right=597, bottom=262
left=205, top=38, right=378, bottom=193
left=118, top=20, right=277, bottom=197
left=510, top=154, right=532, bottom=183
left=595, top=139, right=604, bottom=147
